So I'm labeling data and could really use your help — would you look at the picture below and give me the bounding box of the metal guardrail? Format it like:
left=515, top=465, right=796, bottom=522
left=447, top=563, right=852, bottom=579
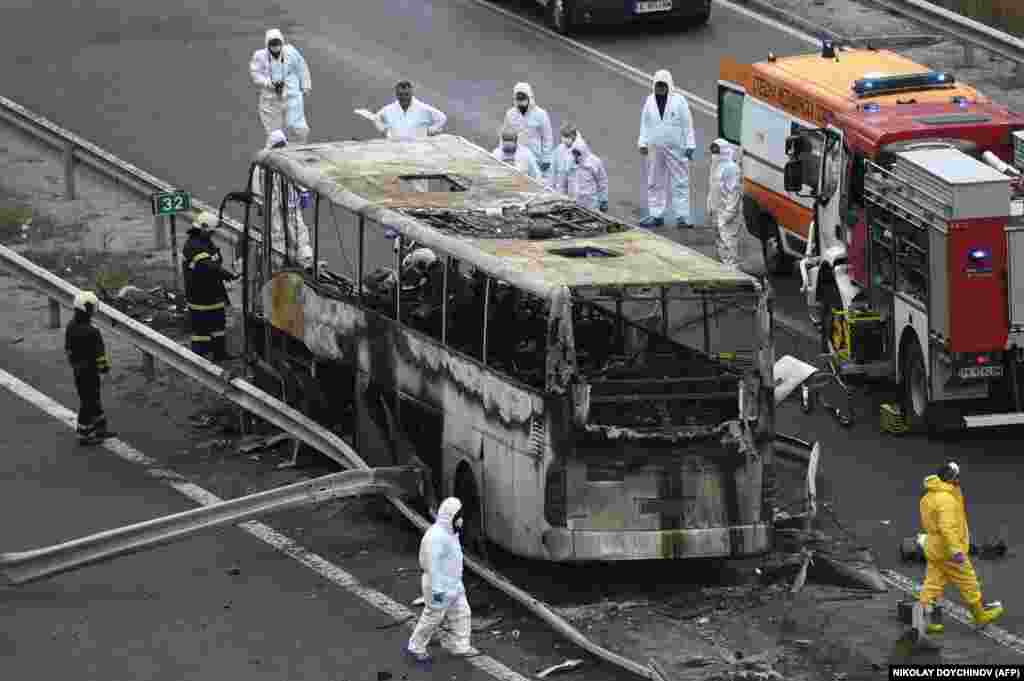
left=867, top=0, right=1024, bottom=79
left=0, top=93, right=257, bottom=257
left=1, top=467, right=421, bottom=585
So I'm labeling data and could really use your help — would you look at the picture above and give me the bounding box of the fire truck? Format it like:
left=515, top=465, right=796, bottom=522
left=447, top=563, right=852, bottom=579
left=781, top=124, right=1024, bottom=432
left=718, top=45, right=1024, bottom=278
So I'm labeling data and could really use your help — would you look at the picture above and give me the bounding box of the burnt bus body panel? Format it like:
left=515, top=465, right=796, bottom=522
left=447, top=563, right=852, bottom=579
left=244, top=136, right=774, bottom=562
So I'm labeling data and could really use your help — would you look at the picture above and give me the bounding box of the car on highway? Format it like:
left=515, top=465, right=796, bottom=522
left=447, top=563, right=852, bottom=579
left=541, top=0, right=711, bottom=35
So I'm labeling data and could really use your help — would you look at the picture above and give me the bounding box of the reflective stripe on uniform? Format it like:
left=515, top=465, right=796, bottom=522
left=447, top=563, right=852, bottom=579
left=188, top=301, right=226, bottom=311
left=191, top=334, right=212, bottom=342
left=189, top=252, right=211, bottom=269
left=211, top=330, right=226, bottom=337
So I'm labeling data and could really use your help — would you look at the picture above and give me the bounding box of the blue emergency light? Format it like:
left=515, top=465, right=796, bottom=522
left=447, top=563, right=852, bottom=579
left=852, top=72, right=956, bottom=97
left=965, top=245, right=992, bottom=274
left=861, top=102, right=882, bottom=113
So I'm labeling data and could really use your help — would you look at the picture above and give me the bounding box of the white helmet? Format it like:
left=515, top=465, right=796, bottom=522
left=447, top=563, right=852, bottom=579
left=73, top=290, right=99, bottom=312
left=193, top=211, right=218, bottom=231
left=402, top=247, right=438, bottom=272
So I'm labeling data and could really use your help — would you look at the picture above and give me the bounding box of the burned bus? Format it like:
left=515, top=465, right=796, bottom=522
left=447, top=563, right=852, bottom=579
left=222, top=134, right=780, bottom=562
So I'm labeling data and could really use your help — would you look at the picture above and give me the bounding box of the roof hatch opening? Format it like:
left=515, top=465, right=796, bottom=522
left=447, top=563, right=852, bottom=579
left=399, top=174, right=467, bottom=193
left=548, top=246, right=622, bottom=258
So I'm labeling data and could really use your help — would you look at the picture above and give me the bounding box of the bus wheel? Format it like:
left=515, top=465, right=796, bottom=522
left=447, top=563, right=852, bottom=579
left=901, top=340, right=930, bottom=433
left=547, top=0, right=573, bottom=35
left=761, top=218, right=792, bottom=276
left=455, top=468, right=489, bottom=562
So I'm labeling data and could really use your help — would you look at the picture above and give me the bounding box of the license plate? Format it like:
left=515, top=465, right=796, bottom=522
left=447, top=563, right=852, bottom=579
left=635, top=0, right=672, bottom=13
left=959, top=365, right=1003, bottom=380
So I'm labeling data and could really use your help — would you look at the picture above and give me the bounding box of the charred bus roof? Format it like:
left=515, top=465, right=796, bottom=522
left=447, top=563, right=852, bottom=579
left=835, top=101, right=1024, bottom=157
left=253, top=135, right=756, bottom=299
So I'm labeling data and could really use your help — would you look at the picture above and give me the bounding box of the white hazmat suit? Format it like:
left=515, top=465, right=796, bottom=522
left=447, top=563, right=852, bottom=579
left=638, top=69, right=696, bottom=226
left=551, top=132, right=581, bottom=196
left=407, top=497, right=477, bottom=659
left=708, top=138, right=742, bottom=269
left=493, top=135, right=543, bottom=181
left=504, top=83, right=555, bottom=187
left=250, top=130, right=314, bottom=268
left=250, top=29, right=311, bottom=145
left=561, top=135, right=608, bottom=212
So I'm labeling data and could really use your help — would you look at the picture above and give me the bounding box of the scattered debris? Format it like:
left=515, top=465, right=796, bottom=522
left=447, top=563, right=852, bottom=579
left=225, top=566, right=241, bottom=576
left=238, top=432, right=292, bottom=454
left=536, top=659, right=584, bottom=678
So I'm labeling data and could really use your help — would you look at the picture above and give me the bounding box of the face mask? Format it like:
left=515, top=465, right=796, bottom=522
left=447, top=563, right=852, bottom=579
left=502, top=143, right=517, bottom=155
left=269, top=42, right=282, bottom=56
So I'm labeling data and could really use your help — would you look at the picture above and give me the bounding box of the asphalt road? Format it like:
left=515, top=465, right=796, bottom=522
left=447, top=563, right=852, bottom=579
left=4, top=0, right=1023, bottom=646
left=0, top=381, right=499, bottom=681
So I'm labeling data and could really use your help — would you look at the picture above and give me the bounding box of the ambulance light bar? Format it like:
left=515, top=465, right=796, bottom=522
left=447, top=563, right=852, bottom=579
left=852, top=72, right=955, bottom=97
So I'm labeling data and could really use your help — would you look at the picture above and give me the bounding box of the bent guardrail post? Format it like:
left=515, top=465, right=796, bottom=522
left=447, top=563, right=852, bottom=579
left=1, top=466, right=422, bottom=586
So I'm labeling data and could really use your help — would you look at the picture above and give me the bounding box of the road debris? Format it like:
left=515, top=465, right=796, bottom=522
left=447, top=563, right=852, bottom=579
left=536, top=659, right=584, bottom=678
left=238, top=432, right=292, bottom=454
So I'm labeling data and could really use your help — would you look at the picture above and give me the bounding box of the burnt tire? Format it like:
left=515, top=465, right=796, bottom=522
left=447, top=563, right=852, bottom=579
left=760, top=217, right=793, bottom=276
left=547, top=0, right=573, bottom=35
left=901, top=339, right=930, bottom=434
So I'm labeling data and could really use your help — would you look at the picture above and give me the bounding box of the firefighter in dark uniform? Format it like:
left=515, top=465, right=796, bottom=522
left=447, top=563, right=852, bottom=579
left=65, top=290, right=115, bottom=444
left=183, top=211, right=238, bottom=361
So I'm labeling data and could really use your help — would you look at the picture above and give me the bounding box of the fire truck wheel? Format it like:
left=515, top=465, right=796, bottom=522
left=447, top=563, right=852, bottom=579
left=901, top=340, right=930, bottom=431
left=760, top=220, right=793, bottom=276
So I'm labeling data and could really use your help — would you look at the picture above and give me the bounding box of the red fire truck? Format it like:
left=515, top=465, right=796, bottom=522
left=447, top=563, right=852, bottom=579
left=782, top=123, right=1024, bottom=433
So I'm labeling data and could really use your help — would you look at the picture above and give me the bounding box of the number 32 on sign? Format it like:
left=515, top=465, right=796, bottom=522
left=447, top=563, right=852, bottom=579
left=152, top=190, right=192, bottom=216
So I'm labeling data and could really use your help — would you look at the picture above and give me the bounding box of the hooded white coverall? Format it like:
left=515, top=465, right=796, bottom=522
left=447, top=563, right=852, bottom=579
left=492, top=140, right=543, bottom=181
left=708, top=139, right=742, bottom=268
left=504, top=83, right=555, bottom=187
left=561, top=135, right=609, bottom=212
left=408, top=498, right=475, bottom=656
left=551, top=132, right=582, bottom=197
left=250, top=29, right=312, bottom=145
left=638, top=69, right=696, bottom=223
left=250, top=130, right=314, bottom=268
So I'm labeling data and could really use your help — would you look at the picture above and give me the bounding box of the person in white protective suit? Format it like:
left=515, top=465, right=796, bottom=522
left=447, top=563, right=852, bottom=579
left=250, top=29, right=312, bottom=146
left=637, top=69, right=696, bottom=229
left=551, top=122, right=580, bottom=195
left=492, top=126, right=542, bottom=181
left=250, top=130, right=314, bottom=269
left=561, top=134, right=609, bottom=212
left=708, top=138, right=743, bottom=269
left=406, top=497, right=479, bottom=664
left=373, top=80, right=448, bottom=140
left=503, top=83, right=555, bottom=187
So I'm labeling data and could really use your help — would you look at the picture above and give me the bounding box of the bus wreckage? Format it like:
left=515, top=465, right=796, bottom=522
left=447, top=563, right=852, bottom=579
left=220, top=134, right=815, bottom=563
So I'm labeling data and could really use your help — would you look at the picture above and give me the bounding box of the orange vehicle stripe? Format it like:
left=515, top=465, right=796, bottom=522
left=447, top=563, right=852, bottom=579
left=744, top=179, right=813, bottom=240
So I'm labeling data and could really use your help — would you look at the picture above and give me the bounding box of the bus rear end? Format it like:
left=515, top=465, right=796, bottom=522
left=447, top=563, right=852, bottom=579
left=542, top=282, right=773, bottom=561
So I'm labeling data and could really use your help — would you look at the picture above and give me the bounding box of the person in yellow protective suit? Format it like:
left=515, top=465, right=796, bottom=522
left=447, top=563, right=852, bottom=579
left=918, top=462, right=1004, bottom=634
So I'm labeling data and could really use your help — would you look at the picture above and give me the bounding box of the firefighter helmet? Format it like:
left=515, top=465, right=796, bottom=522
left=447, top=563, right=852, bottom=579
left=73, top=290, right=99, bottom=312
left=193, top=211, right=219, bottom=231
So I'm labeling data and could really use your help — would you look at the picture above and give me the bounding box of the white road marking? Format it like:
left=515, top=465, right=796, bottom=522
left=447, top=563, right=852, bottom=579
left=881, top=569, right=1024, bottom=656
left=0, top=367, right=533, bottom=681
left=461, top=0, right=820, bottom=118
left=716, top=0, right=822, bottom=47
